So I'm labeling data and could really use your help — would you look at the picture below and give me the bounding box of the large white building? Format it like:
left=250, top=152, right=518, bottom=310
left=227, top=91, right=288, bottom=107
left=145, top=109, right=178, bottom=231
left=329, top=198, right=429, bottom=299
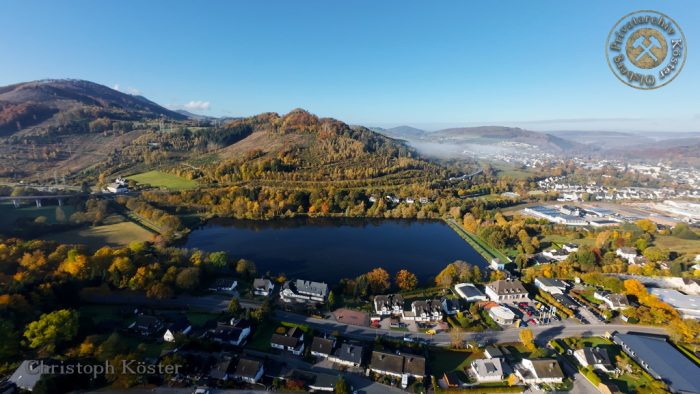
left=650, top=288, right=700, bottom=320
left=485, top=279, right=529, bottom=302
left=454, top=283, right=487, bottom=302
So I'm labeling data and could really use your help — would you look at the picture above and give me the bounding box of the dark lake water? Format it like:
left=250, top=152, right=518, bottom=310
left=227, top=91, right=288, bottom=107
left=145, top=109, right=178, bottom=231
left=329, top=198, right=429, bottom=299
left=184, top=217, right=487, bottom=284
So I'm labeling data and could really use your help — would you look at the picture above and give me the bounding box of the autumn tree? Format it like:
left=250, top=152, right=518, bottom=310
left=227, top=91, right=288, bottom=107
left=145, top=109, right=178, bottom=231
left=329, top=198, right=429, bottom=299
left=175, top=267, right=200, bottom=291
left=395, top=269, right=418, bottom=291
left=24, top=309, right=79, bottom=354
left=236, top=259, right=257, bottom=277
left=519, top=328, right=536, bottom=352
left=366, top=268, right=390, bottom=294
left=228, top=297, right=241, bottom=315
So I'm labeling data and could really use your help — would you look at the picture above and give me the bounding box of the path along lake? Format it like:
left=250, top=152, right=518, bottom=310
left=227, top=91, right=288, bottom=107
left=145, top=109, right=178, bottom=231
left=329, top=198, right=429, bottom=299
left=184, top=217, right=488, bottom=283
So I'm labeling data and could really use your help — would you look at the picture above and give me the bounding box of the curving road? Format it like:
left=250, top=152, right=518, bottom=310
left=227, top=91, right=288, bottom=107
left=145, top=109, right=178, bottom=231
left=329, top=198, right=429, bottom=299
left=274, top=310, right=668, bottom=346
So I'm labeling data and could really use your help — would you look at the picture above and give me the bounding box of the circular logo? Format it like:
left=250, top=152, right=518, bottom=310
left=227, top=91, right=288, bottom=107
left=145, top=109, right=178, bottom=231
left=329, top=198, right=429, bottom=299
left=606, top=10, right=686, bottom=89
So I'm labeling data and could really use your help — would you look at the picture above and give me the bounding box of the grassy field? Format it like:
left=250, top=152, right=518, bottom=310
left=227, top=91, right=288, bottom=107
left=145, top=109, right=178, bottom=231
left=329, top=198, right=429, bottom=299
left=654, top=234, right=700, bottom=255
left=0, top=203, right=75, bottom=227
left=445, top=218, right=511, bottom=263
left=40, top=215, right=154, bottom=249
left=428, top=349, right=481, bottom=376
left=541, top=234, right=594, bottom=248
left=128, top=170, right=198, bottom=190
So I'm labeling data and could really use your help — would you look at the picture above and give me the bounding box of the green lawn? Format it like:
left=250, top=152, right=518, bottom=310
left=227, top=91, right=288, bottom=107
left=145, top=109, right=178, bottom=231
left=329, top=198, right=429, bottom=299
left=0, top=203, right=76, bottom=227
left=40, top=215, right=154, bottom=250
left=428, top=349, right=480, bottom=376
left=128, top=170, right=198, bottom=190
left=246, top=322, right=276, bottom=351
left=654, top=234, right=700, bottom=255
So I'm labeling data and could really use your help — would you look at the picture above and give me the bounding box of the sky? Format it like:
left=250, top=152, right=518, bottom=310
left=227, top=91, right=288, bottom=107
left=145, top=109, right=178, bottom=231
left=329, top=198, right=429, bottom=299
left=0, top=0, right=699, bottom=132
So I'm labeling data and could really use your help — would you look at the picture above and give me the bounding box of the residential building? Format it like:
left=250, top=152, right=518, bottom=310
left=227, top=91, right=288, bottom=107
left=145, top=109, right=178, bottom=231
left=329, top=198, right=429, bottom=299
left=209, top=355, right=235, bottom=381
left=490, top=258, right=506, bottom=270
left=454, top=283, right=487, bottom=302
left=308, top=373, right=338, bottom=392
left=534, top=277, right=568, bottom=295
left=233, top=358, right=264, bottom=384
left=369, top=351, right=425, bottom=379
left=374, top=294, right=404, bottom=315
left=616, top=247, right=638, bottom=264
left=553, top=293, right=578, bottom=310
left=485, top=279, right=529, bottom=302
left=280, top=279, right=328, bottom=303
left=403, top=300, right=443, bottom=322
left=270, top=327, right=305, bottom=355
left=542, top=248, right=570, bottom=262
left=310, top=337, right=335, bottom=358
left=574, top=348, right=614, bottom=373
left=471, top=358, right=506, bottom=383
left=515, top=359, right=565, bottom=384
left=484, top=346, right=504, bottom=359
left=129, top=315, right=164, bottom=336
left=208, top=278, right=237, bottom=293
left=562, top=243, right=579, bottom=253
left=329, top=343, right=364, bottom=367
left=442, top=372, right=465, bottom=388
left=208, top=320, right=251, bottom=347
left=163, top=316, right=192, bottom=342
left=253, top=278, right=274, bottom=296
left=488, top=306, right=516, bottom=325
left=649, top=288, right=700, bottom=320
left=441, top=298, right=460, bottom=315
left=594, top=290, right=630, bottom=310
left=613, top=333, right=700, bottom=394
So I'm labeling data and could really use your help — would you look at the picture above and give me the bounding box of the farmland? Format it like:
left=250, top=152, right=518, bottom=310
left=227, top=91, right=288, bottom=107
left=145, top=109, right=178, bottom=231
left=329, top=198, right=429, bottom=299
left=128, top=170, right=198, bottom=190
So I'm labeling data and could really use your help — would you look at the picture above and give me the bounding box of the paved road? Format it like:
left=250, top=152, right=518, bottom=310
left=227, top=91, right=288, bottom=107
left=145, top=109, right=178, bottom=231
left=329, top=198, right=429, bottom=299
left=275, top=310, right=668, bottom=346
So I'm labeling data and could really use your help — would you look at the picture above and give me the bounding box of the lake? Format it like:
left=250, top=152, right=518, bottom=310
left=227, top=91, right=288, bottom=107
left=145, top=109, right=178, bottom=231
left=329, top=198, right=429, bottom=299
left=184, top=217, right=488, bottom=283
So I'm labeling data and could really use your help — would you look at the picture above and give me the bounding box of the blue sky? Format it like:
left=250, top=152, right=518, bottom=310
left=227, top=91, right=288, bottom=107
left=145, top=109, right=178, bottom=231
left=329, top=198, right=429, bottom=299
left=0, top=0, right=698, bottom=131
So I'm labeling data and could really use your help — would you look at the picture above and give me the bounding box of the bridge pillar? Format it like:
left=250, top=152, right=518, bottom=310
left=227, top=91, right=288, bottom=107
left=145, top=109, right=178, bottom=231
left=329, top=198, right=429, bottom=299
left=12, top=199, right=19, bottom=208
left=35, top=199, right=42, bottom=208
left=58, top=198, right=63, bottom=207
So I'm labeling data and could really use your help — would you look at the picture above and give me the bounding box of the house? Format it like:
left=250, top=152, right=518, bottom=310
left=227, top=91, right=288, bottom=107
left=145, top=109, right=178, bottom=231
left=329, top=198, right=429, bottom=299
left=8, top=360, right=46, bottom=391
left=515, top=358, right=565, bottom=384
left=488, top=306, right=516, bottom=325
left=208, top=278, right=237, bottom=293
left=129, top=314, right=164, bottom=336
left=594, top=290, right=630, bottom=311
left=253, top=278, right=275, bottom=296
left=485, top=279, right=529, bottom=302
left=209, top=355, right=235, bottom=381
left=562, top=243, right=579, bottom=253
left=613, top=333, right=700, bottom=394
left=574, top=347, right=614, bottom=373
left=553, top=293, right=578, bottom=310
left=163, top=316, right=192, bottom=342
left=105, top=178, right=128, bottom=194
left=374, top=294, right=404, bottom=315
left=369, top=351, right=425, bottom=379
left=443, top=372, right=465, bottom=388
left=270, top=327, right=305, bottom=355
left=403, top=300, right=443, bottom=322
left=419, top=197, right=429, bottom=204
left=454, top=283, right=487, bottom=302
left=232, top=358, right=264, bottom=384
left=542, top=248, right=570, bottom=262
left=616, top=247, right=638, bottom=264
left=484, top=346, right=504, bottom=359
left=534, top=277, right=568, bottom=295
left=308, top=373, right=338, bottom=392
left=441, top=298, right=460, bottom=315
left=471, top=358, right=506, bottom=383
left=329, top=343, right=363, bottom=367
left=490, top=258, right=506, bottom=270
left=209, top=320, right=251, bottom=347
left=310, top=337, right=335, bottom=358
left=649, top=288, right=700, bottom=320
left=280, top=279, right=328, bottom=303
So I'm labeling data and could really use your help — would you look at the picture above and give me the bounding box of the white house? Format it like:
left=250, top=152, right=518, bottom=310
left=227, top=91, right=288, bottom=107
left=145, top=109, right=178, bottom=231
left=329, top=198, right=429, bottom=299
left=562, top=243, right=579, bottom=253
left=534, top=277, right=568, bottom=295
left=270, top=326, right=305, bottom=355
left=594, top=290, right=630, bottom=311
left=485, top=279, right=529, bottom=303
left=454, top=283, right=487, bottom=302
left=403, top=300, right=443, bottom=322
left=515, top=359, right=565, bottom=384
left=232, top=358, right=264, bottom=384
left=280, top=279, right=328, bottom=303
left=163, top=318, right=192, bottom=342
left=374, top=294, right=404, bottom=315
left=488, top=306, right=516, bottom=325
left=253, top=278, right=274, bottom=296
left=542, top=248, right=569, bottom=262
left=471, top=358, right=506, bottom=383
left=8, top=360, right=46, bottom=392
left=616, top=247, right=638, bottom=264
left=574, top=348, right=614, bottom=373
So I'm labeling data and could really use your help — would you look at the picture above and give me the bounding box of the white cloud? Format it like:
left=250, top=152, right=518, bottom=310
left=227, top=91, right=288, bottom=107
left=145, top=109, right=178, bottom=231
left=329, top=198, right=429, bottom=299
left=184, top=100, right=211, bottom=111
left=112, top=84, right=121, bottom=91
left=112, top=84, right=141, bottom=95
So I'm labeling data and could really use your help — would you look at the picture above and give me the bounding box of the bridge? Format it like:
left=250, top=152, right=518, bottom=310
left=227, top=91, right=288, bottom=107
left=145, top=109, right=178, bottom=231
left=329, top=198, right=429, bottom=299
left=0, top=193, right=88, bottom=208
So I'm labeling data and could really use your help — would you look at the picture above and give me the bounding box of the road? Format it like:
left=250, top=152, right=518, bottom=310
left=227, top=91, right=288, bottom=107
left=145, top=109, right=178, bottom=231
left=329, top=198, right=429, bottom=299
left=274, top=310, right=668, bottom=346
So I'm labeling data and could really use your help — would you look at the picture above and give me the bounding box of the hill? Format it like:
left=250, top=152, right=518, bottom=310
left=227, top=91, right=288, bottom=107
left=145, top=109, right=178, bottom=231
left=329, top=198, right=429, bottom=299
left=427, top=126, right=581, bottom=152
left=371, top=125, right=427, bottom=140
